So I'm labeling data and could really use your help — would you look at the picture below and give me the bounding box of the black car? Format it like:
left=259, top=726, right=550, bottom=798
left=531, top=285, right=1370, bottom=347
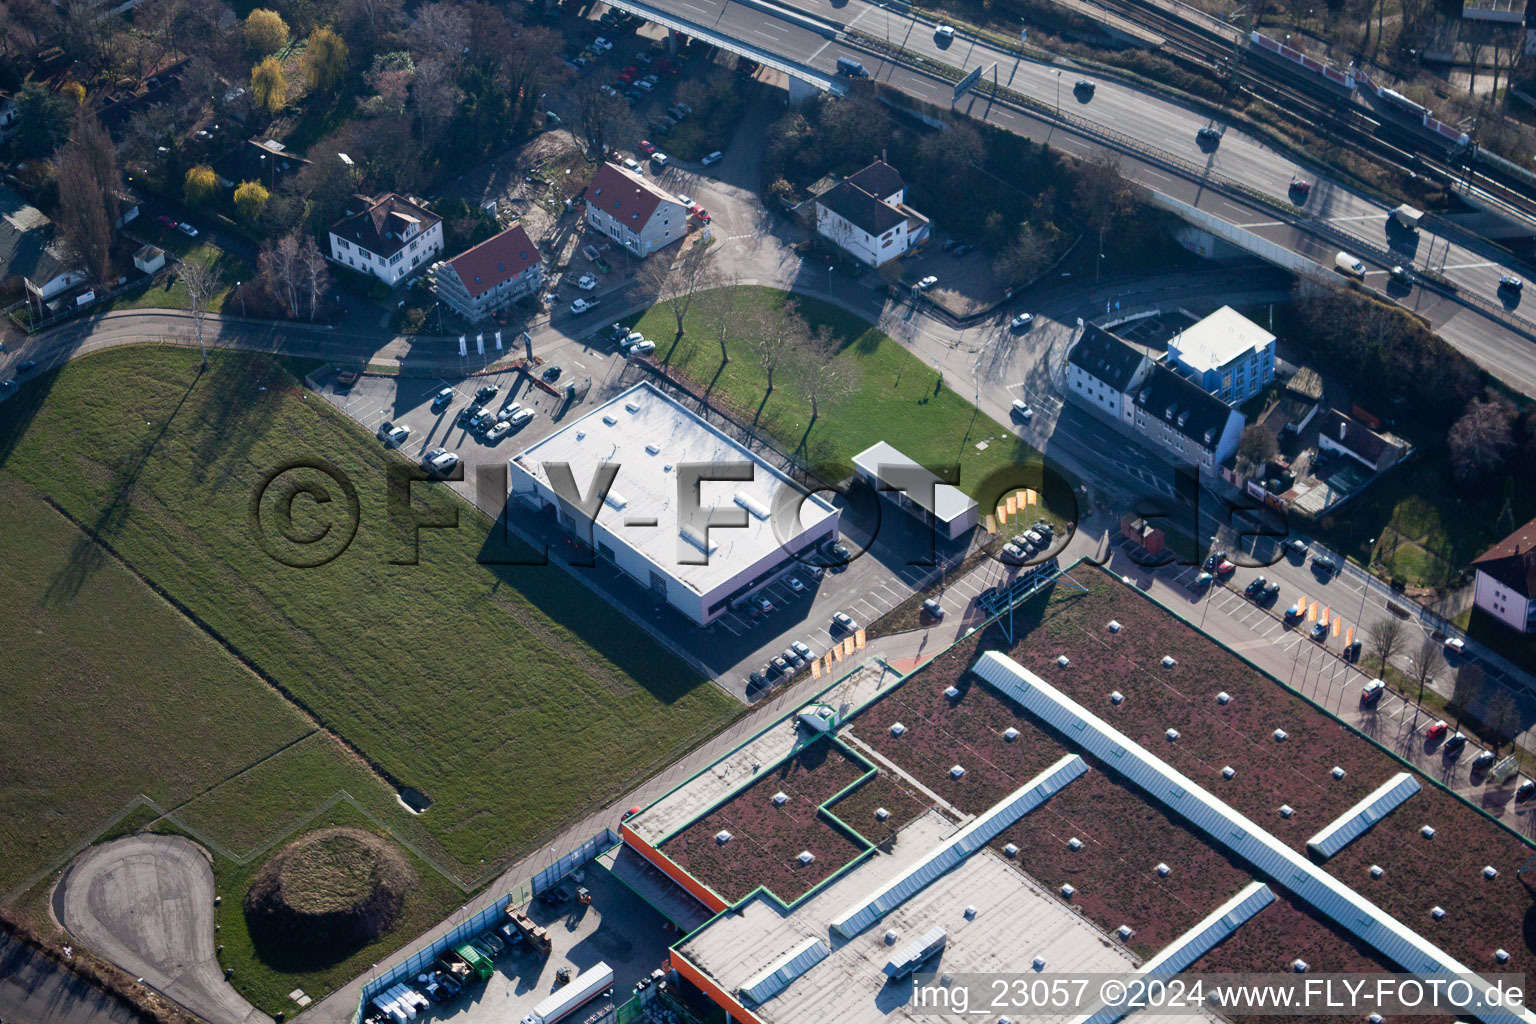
left=1310, top=622, right=1328, bottom=642
left=475, top=384, right=499, bottom=402
left=1197, top=126, right=1221, bottom=145
left=1262, top=581, right=1281, bottom=602
left=748, top=671, right=769, bottom=690
left=17, top=360, right=37, bottom=373
left=458, top=406, right=479, bottom=427
left=1473, top=750, right=1497, bottom=772
left=1245, top=576, right=1267, bottom=597
left=1443, top=733, right=1468, bottom=757
left=543, top=365, right=563, bottom=382
left=1344, top=639, right=1362, bottom=661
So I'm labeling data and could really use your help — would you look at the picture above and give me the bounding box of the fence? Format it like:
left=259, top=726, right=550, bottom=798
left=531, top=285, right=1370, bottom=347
left=352, top=826, right=620, bottom=1024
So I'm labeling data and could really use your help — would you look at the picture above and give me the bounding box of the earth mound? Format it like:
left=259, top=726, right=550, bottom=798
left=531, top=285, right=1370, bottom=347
left=243, top=828, right=415, bottom=955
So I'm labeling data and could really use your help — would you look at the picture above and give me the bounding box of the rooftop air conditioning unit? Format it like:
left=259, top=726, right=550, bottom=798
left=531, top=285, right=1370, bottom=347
left=1370, top=865, right=1383, bottom=879
left=1331, top=766, right=1346, bottom=779
left=1107, top=620, right=1121, bottom=632
left=772, top=792, right=788, bottom=806
left=1217, top=692, right=1231, bottom=705
left=949, top=765, right=966, bottom=779
left=1222, top=766, right=1236, bottom=779
left=1431, top=906, right=1446, bottom=919
left=716, top=831, right=732, bottom=844
left=1110, top=691, right=1124, bottom=704
left=1003, top=727, right=1019, bottom=741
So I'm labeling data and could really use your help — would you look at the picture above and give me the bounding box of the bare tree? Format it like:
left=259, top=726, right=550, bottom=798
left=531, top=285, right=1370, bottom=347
left=179, top=258, right=219, bottom=367
left=1368, top=616, right=1406, bottom=672
left=695, top=271, right=742, bottom=366
left=1452, top=662, right=1485, bottom=728
left=992, top=223, right=1051, bottom=288
left=1411, top=635, right=1441, bottom=707
left=409, top=57, right=461, bottom=145
left=747, top=303, right=808, bottom=398
left=1486, top=689, right=1522, bottom=755
left=1235, top=424, right=1278, bottom=476
left=297, top=236, right=329, bottom=321
left=1448, top=395, right=1516, bottom=481
left=797, top=325, right=860, bottom=442
left=1072, top=154, right=1138, bottom=280
left=409, top=1, right=471, bottom=64
left=259, top=234, right=302, bottom=318
left=54, top=109, right=120, bottom=285
left=645, top=240, right=715, bottom=350
left=572, top=82, right=634, bottom=155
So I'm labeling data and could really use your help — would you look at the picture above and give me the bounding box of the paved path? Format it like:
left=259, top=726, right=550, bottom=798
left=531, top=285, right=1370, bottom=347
left=0, top=929, right=141, bottom=1024
left=56, top=836, right=266, bottom=1024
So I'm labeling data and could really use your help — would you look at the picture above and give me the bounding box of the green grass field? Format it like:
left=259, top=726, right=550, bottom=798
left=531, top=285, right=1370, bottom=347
left=109, top=237, right=249, bottom=314
left=0, top=347, right=739, bottom=886
left=632, top=288, right=1061, bottom=501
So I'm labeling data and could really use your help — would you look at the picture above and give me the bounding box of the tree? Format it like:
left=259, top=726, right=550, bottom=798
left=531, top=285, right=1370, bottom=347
left=797, top=325, right=860, bottom=442
left=1448, top=395, right=1516, bottom=482
left=746, top=303, right=808, bottom=403
left=60, top=81, right=85, bottom=106
left=1235, top=423, right=1278, bottom=474
left=304, top=26, right=349, bottom=94
left=251, top=56, right=288, bottom=115
left=338, top=0, right=405, bottom=52
left=179, top=257, right=219, bottom=366
left=365, top=50, right=414, bottom=115
left=1410, top=635, right=1441, bottom=706
left=1072, top=154, right=1138, bottom=272
left=243, top=9, right=289, bottom=54
left=1486, top=689, right=1522, bottom=755
left=234, top=181, right=270, bottom=222
left=1451, top=663, right=1485, bottom=727
left=644, top=240, right=715, bottom=349
left=297, top=235, right=329, bottom=320
left=408, top=1, right=470, bottom=63
left=184, top=164, right=218, bottom=205
left=1368, top=615, right=1405, bottom=672
left=408, top=56, right=460, bottom=144
left=54, top=110, right=120, bottom=285
left=13, top=81, right=73, bottom=157
left=696, top=274, right=742, bottom=366
left=572, top=82, right=634, bottom=155
left=259, top=233, right=302, bottom=318
left=993, top=223, right=1052, bottom=287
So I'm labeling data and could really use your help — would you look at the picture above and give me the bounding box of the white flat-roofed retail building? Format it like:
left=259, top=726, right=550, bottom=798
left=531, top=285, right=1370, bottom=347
left=852, top=441, right=978, bottom=541
left=509, top=382, right=840, bottom=625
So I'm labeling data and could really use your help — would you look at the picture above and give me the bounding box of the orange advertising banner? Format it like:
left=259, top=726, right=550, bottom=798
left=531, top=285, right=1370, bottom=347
left=843, top=637, right=856, bottom=658
left=811, top=659, right=821, bottom=679
left=855, top=628, right=867, bottom=650
left=1346, top=626, right=1355, bottom=646
left=1332, top=617, right=1342, bottom=637
left=1308, top=602, right=1317, bottom=622
left=1006, top=494, right=1018, bottom=515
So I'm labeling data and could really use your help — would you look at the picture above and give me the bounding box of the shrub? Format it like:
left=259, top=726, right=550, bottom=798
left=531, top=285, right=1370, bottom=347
left=184, top=165, right=218, bottom=205
left=243, top=9, right=290, bottom=55
left=234, top=181, right=271, bottom=223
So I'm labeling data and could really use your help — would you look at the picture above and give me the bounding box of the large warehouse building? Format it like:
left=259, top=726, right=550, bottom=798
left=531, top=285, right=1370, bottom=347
left=508, top=383, right=840, bottom=626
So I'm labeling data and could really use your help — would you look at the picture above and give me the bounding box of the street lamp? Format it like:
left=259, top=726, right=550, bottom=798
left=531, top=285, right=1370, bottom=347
left=1054, top=70, right=1061, bottom=116
left=236, top=281, right=245, bottom=318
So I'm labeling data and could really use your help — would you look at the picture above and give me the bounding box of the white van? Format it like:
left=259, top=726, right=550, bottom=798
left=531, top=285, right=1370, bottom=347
left=1334, top=251, right=1366, bottom=279
left=702, top=150, right=723, bottom=165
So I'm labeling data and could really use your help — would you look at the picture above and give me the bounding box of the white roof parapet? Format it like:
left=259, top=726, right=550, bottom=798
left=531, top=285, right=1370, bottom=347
left=828, top=753, right=1087, bottom=939
left=1306, top=772, right=1421, bottom=861
left=971, top=651, right=1536, bottom=1024
left=1068, top=881, right=1275, bottom=1024
left=738, top=935, right=830, bottom=1006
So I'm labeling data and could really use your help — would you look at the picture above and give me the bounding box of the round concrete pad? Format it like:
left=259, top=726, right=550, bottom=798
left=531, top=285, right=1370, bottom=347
left=58, top=835, right=268, bottom=1024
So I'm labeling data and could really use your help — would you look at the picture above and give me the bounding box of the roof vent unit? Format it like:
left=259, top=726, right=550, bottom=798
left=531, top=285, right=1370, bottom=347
left=963, top=906, right=977, bottom=920
left=1107, top=620, right=1122, bottom=633
left=772, top=792, right=788, bottom=807
left=949, top=765, right=966, bottom=779
left=1162, top=656, right=1177, bottom=667
left=1370, top=865, right=1383, bottom=879
left=1067, top=837, right=1083, bottom=851
left=625, top=402, right=642, bottom=413
left=1110, top=691, right=1124, bottom=704
left=1165, top=729, right=1180, bottom=741
left=1222, top=766, right=1236, bottom=779
left=1032, top=957, right=1046, bottom=971
left=576, top=431, right=587, bottom=441
left=1292, top=959, right=1309, bottom=973
left=884, top=930, right=899, bottom=945
left=890, top=722, right=906, bottom=736
left=733, top=491, right=771, bottom=520
left=603, top=491, right=628, bottom=511
left=882, top=926, right=947, bottom=980
left=603, top=414, right=619, bottom=426
left=875, top=806, right=890, bottom=821
left=1156, top=863, right=1171, bottom=877
left=1003, top=727, right=1019, bottom=742
left=1217, top=692, right=1232, bottom=705
left=679, top=525, right=716, bottom=557
left=645, top=444, right=662, bottom=455
left=1274, top=729, right=1289, bottom=742
left=1279, top=805, right=1294, bottom=818
left=1421, top=825, right=1436, bottom=839
left=1485, top=866, right=1499, bottom=879
left=1003, top=843, right=1019, bottom=858
left=1431, top=906, right=1446, bottom=920
left=797, top=851, right=815, bottom=865
left=1368, top=1016, right=1384, bottom=1024
left=944, top=686, right=960, bottom=699
left=1331, top=766, right=1346, bottom=780
left=1496, top=949, right=1511, bottom=964
left=716, top=830, right=732, bottom=844
left=1116, top=925, right=1134, bottom=941
left=1057, top=655, right=1071, bottom=667
left=1059, top=884, right=1075, bottom=899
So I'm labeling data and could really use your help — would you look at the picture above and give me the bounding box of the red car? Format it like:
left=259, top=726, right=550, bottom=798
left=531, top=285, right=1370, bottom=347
left=1215, top=559, right=1235, bottom=575
left=622, top=805, right=642, bottom=820
left=689, top=203, right=710, bottom=222
left=638, top=139, right=656, bottom=155
left=1289, top=177, right=1311, bottom=194
left=618, top=70, right=634, bottom=83
left=1425, top=720, right=1450, bottom=740
left=622, top=65, right=637, bottom=76
left=156, top=215, right=177, bottom=229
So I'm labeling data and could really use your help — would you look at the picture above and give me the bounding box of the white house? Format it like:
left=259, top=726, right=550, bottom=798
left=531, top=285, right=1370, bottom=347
left=813, top=160, right=928, bottom=267
left=508, top=383, right=841, bottom=626
left=1, top=186, right=86, bottom=311
left=1065, top=324, right=1152, bottom=423
left=327, top=193, right=443, bottom=286
left=132, top=244, right=165, bottom=274
left=434, top=224, right=543, bottom=323
left=583, top=163, right=688, bottom=258
left=1472, top=517, right=1536, bottom=633
left=1130, top=364, right=1246, bottom=471
left=1315, top=409, right=1406, bottom=472
left=1166, top=305, right=1276, bottom=404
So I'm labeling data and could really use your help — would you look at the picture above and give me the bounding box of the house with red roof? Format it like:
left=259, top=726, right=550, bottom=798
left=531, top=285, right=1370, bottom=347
left=1472, top=517, right=1536, bottom=634
left=434, top=224, right=544, bottom=323
left=583, top=162, right=687, bottom=258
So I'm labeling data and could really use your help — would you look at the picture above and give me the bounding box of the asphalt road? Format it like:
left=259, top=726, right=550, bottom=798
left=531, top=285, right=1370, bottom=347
left=56, top=836, right=266, bottom=1024
left=0, top=929, right=141, bottom=1024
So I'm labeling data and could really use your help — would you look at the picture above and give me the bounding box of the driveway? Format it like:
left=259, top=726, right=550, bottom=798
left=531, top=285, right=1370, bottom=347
left=57, top=836, right=267, bottom=1024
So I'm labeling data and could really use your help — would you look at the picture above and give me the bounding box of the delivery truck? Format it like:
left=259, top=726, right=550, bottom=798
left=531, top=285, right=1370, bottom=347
left=520, top=962, right=615, bottom=1024
left=1390, top=204, right=1423, bottom=230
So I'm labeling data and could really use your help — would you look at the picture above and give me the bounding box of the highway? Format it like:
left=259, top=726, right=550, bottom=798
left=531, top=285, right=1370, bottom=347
left=626, top=0, right=1536, bottom=396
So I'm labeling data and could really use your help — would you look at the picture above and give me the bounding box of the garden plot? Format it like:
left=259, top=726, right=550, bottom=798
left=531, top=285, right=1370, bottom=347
left=847, top=641, right=1082, bottom=814
left=823, top=770, right=936, bottom=848
left=988, top=768, right=1255, bottom=958
left=659, top=739, right=870, bottom=904
left=1004, top=572, right=1407, bottom=847
left=1322, top=779, right=1536, bottom=979
left=1189, top=895, right=1458, bottom=1024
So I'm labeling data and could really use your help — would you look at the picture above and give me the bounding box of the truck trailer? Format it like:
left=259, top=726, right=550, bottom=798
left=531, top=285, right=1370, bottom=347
left=520, top=962, right=614, bottom=1024
left=1390, top=204, right=1423, bottom=230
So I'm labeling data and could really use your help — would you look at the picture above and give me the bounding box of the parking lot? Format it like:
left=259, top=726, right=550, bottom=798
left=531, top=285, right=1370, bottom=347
left=312, top=363, right=944, bottom=701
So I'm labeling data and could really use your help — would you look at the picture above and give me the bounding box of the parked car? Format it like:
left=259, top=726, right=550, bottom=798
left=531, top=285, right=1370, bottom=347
left=622, top=156, right=642, bottom=171
left=1360, top=678, right=1385, bottom=704
left=424, top=449, right=460, bottom=474
left=770, top=656, right=791, bottom=676
left=792, top=640, right=813, bottom=660
left=156, top=214, right=177, bottom=229
left=1010, top=399, right=1033, bottom=421
left=1425, top=720, right=1450, bottom=740
left=1245, top=576, right=1268, bottom=597
left=570, top=298, right=599, bottom=314
left=1443, top=732, right=1468, bottom=757
left=783, top=646, right=804, bottom=666
left=475, top=384, right=499, bottom=402
left=1194, top=571, right=1215, bottom=589
left=638, top=139, right=656, bottom=155
left=485, top=421, right=513, bottom=443
left=755, top=594, right=773, bottom=613
left=748, top=670, right=769, bottom=689
left=508, top=407, right=536, bottom=427
left=381, top=423, right=410, bottom=447
left=650, top=151, right=668, bottom=167
left=1010, top=313, right=1034, bottom=330
left=16, top=360, right=36, bottom=374
left=627, top=339, right=656, bottom=356
left=574, top=273, right=598, bottom=291
left=832, top=611, right=857, bottom=633
left=934, top=23, right=955, bottom=38
left=918, top=275, right=938, bottom=289
left=177, top=221, right=199, bottom=237
left=1215, top=558, right=1235, bottom=575
left=1309, top=622, right=1328, bottom=642
left=542, top=365, right=563, bottom=381
left=923, top=598, right=945, bottom=618
left=432, top=386, right=454, bottom=409
left=702, top=150, right=724, bottom=165
left=592, top=36, right=613, bottom=50
left=787, top=576, right=805, bottom=593
left=1519, top=779, right=1536, bottom=801
left=1473, top=750, right=1497, bottom=772
left=1444, top=637, right=1467, bottom=655
left=1344, top=639, right=1361, bottom=660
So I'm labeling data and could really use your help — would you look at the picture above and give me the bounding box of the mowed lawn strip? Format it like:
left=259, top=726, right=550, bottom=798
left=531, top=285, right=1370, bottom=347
left=0, top=348, right=739, bottom=874
left=633, top=287, right=1058, bottom=498
left=0, top=474, right=329, bottom=892
left=660, top=739, right=870, bottom=904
